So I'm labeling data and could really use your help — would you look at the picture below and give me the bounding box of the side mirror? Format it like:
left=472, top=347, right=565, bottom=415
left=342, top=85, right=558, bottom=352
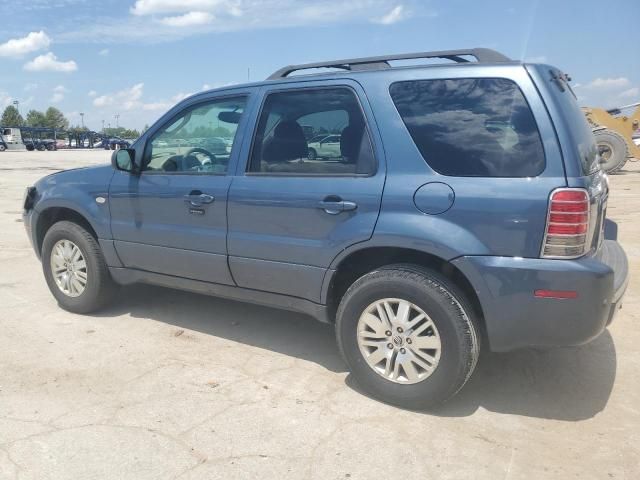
left=112, top=148, right=136, bottom=173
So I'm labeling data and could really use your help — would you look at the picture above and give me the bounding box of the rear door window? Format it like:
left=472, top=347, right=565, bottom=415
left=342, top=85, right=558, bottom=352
left=390, top=78, right=545, bottom=177
left=248, top=87, right=376, bottom=175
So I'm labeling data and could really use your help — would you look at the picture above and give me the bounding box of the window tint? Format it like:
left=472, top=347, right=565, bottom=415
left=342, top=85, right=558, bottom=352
left=248, top=88, right=375, bottom=175
left=144, top=96, right=246, bottom=174
left=390, top=78, right=545, bottom=177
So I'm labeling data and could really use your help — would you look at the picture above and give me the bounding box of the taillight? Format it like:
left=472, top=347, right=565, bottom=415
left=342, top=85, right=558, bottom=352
left=541, top=188, right=590, bottom=259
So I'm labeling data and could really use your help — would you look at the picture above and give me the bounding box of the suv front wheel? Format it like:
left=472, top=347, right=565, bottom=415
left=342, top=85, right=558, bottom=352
left=42, top=221, right=117, bottom=313
left=336, top=265, right=480, bottom=409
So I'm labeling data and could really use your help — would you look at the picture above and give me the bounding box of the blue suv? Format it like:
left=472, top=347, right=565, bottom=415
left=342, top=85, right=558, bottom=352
left=23, top=49, right=628, bottom=408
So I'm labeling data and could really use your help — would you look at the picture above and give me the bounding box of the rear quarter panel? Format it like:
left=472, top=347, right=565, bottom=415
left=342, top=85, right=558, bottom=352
left=354, top=64, right=567, bottom=259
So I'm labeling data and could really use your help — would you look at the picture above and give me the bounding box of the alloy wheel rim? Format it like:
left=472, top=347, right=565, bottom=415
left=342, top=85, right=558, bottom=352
left=50, top=239, right=88, bottom=297
left=357, top=298, right=441, bottom=384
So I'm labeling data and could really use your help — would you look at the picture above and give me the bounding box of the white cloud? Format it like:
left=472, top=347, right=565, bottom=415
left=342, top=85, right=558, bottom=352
left=93, top=83, right=145, bottom=110
left=574, top=76, right=638, bottom=109
left=618, top=87, right=639, bottom=99
left=51, top=85, right=65, bottom=102
left=201, top=82, right=237, bottom=91
left=584, top=77, right=630, bottom=89
left=23, top=52, right=78, bottom=72
left=23, top=82, right=39, bottom=92
left=50, top=85, right=68, bottom=103
left=55, top=0, right=430, bottom=43
left=99, top=48, right=110, bottom=56
left=88, top=90, right=97, bottom=97
left=131, top=0, right=242, bottom=16
left=0, top=31, right=51, bottom=58
left=0, top=92, right=12, bottom=108
left=374, top=5, right=406, bottom=24
left=159, top=11, right=214, bottom=26
left=142, top=101, right=172, bottom=111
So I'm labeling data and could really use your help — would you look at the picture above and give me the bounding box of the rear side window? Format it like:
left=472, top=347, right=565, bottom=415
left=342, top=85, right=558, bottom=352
left=390, top=78, right=545, bottom=177
left=248, top=87, right=376, bottom=175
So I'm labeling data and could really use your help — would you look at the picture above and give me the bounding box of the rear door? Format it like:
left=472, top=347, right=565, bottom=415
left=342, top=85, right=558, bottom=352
left=109, top=92, right=254, bottom=284
left=227, top=80, right=385, bottom=302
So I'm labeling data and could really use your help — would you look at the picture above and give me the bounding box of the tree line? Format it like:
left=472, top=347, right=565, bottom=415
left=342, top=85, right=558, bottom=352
left=1, top=105, right=69, bottom=130
left=1, top=105, right=142, bottom=139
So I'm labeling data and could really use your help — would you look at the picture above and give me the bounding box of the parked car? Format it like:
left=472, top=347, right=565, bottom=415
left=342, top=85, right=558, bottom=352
left=307, top=134, right=341, bottom=159
left=22, top=48, right=628, bottom=409
left=102, top=137, right=130, bottom=150
left=202, top=136, right=228, bottom=155
left=24, top=139, right=56, bottom=151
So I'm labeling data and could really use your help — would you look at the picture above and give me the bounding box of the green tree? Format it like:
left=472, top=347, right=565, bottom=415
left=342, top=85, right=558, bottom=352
left=44, top=107, right=69, bottom=130
left=211, top=126, right=232, bottom=138
left=25, top=109, right=47, bottom=127
left=1, top=105, right=24, bottom=126
left=68, top=125, right=89, bottom=135
left=120, top=128, right=140, bottom=138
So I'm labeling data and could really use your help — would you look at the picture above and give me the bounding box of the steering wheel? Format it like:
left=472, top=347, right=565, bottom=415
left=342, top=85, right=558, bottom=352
left=184, top=147, right=217, bottom=168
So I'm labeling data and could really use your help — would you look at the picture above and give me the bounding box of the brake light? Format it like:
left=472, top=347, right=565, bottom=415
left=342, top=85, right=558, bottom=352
left=541, top=188, right=590, bottom=259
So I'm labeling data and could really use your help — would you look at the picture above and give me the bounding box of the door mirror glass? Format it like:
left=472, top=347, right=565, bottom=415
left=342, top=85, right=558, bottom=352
left=113, top=148, right=135, bottom=172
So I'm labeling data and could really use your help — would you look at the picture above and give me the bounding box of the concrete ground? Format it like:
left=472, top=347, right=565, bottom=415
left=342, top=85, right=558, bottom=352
left=0, top=149, right=638, bottom=479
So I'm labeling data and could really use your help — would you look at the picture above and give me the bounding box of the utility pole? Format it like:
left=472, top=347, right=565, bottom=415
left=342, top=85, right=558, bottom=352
left=80, top=112, right=84, bottom=129
left=101, top=119, right=105, bottom=133
left=12, top=100, right=20, bottom=125
left=114, top=114, right=120, bottom=129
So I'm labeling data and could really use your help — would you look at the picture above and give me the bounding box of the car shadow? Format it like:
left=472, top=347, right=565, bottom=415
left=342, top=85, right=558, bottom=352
left=96, top=284, right=346, bottom=373
left=95, top=283, right=617, bottom=421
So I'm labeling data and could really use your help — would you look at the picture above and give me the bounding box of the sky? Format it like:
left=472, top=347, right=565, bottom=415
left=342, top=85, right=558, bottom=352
left=0, top=0, right=638, bottom=131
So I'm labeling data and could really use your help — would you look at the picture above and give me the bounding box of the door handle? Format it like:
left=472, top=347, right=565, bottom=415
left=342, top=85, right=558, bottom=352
left=317, top=198, right=358, bottom=215
left=184, top=191, right=215, bottom=207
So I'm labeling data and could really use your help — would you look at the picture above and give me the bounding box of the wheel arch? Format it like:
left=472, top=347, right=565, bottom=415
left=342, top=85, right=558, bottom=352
left=324, top=246, right=486, bottom=336
left=35, top=206, right=99, bottom=256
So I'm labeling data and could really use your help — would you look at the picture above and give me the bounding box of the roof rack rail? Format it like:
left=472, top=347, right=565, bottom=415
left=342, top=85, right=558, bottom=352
left=267, top=48, right=511, bottom=80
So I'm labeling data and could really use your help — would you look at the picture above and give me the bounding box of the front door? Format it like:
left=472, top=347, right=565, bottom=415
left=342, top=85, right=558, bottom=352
left=227, top=83, right=385, bottom=302
left=109, top=94, right=250, bottom=284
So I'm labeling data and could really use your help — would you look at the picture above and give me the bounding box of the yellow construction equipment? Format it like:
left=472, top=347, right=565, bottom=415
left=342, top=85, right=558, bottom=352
left=583, top=102, right=640, bottom=173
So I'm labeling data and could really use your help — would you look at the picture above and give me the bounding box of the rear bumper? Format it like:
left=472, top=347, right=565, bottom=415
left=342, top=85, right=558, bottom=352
left=452, top=240, right=628, bottom=352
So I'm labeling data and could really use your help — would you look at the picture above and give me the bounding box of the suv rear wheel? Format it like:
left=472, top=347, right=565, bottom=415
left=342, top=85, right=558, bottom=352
left=42, top=221, right=117, bottom=313
left=336, top=264, right=479, bottom=409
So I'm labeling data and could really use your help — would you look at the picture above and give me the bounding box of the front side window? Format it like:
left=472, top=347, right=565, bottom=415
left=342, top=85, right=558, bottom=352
left=248, top=88, right=375, bottom=175
left=144, top=96, right=246, bottom=174
left=390, top=78, right=545, bottom=177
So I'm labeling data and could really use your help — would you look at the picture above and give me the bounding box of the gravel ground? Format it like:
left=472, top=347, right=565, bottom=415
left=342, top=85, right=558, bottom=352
left=0, top=150, right=638, bottom=479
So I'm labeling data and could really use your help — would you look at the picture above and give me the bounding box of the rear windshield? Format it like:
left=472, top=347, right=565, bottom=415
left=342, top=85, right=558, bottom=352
left=546, top=70, right=599, bottom=175
left=389, top=78, right=545, bottom=177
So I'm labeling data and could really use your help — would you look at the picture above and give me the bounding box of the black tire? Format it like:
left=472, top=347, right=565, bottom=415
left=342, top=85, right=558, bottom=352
left=0, top=144, right=6, bottom=152
left=307, top=148, right=317, bottom=160
left=336, top=264, right=480, bottom=409
left=594, top=129, right=628, bottom=173
left=42, top=221, right=117, bottom=314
